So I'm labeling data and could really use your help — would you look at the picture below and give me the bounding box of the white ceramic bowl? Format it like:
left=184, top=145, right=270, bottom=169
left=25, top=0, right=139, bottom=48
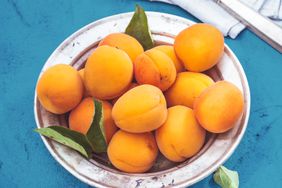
left=34, top=12, right=250, bottom=188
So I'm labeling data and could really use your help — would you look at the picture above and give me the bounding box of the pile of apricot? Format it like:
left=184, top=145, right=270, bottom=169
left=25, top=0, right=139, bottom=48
left=37, top=23, right=244, bottom=173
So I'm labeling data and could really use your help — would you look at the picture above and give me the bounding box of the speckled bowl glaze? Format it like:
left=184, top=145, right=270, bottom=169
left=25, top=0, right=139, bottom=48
left=34, top=12, right=250, bottom=188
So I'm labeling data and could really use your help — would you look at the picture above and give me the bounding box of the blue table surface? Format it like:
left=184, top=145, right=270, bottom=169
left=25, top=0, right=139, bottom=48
left=1, top=0, right=282, bottom=187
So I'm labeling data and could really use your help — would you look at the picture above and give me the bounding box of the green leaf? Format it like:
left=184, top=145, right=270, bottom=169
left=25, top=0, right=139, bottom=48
left=86, top=99, right=107, bottom=153
left=213, top=166, right=239, bottom=188
left=34, top=126, right=93, bottom=158
left=125, top=4, right=154, bottom=50
left=34, top=99, right=107, bottom=158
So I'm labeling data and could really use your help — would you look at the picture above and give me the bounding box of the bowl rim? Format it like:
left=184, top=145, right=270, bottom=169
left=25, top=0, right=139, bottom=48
left=34, top=11, right=251, bottom=188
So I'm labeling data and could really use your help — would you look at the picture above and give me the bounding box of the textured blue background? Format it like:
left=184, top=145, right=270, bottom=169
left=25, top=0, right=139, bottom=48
left=0, top=0, right=282, bottom=187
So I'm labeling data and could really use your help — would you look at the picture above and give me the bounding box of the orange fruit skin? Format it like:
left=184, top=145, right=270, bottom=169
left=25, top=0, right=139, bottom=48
left=174, top=23, right=224, bottom=72
left=155, top=105, right=206, bottom=162
left=194, top=81, right=244, bottom=133
left=69, top=97, right=118, bottom=144
left=154, top=45, right=185, bottom=73
left=78, top=69, right=91, bottom=97
left=165, top=72, right=214, bottom=108
left=102, top=101, right=119, bottom=144
left=107, top=130, right=158, bottom=173
left=84, top=46, right=133, bottom=100
left=111, top=82, right=138, bottom=105
left=36, top=64, right=83, bottom=114
left=69, top=97, right=94, bottom=134
left=134, top=49, right=176, bottom=91
left=112, top=85, right=167, bottom=133
left=98, top=33, right=144, bottom=62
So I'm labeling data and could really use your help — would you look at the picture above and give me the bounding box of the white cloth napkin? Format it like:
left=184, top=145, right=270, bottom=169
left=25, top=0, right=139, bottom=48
left=150, top=0, right=282, bottom=39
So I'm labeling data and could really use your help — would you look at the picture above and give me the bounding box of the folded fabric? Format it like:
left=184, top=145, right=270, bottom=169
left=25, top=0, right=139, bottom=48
left=150, top=0, right=282, bottom=39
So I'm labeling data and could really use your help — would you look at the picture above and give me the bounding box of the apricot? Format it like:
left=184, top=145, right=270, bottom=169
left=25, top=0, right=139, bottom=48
left=69, top=97, right=94, bottom=134
left=84, top=46, right=133, bottom=100
left=165, top=72, right=214, bottom=108
left=102, top=101, right=119, bottom=144
left=69, top=97, right=118, bottom=144
left=36, top=64, right=83, bottom=114
left=111, top=82, right=138, bottom=105
left=78, top=69, right=91, bottom=97
left=134, top=49, right=176, bottom=91
left=194, top=81, right=244, bottom=133
left=156, top=105, right=206, bottom=162
left=174, top=23, right=224, bottom=72
left=112, top=84, right=167, bottom=133
left=98, top=33, right=144, bottom=62
left=154, top=45, right=185, bottom=73
left=107, top=130, right=158, bottom=173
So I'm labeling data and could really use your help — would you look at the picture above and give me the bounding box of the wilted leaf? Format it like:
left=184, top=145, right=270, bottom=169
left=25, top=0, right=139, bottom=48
left=34, top=126, right=93, bottom=158
left=125, top=4, right=154, bottom=50
left=213, top=166, right=239, bottom=188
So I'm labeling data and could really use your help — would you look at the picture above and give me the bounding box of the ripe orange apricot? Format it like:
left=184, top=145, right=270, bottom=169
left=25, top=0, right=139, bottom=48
left=102, top=101, right=119, bottom=144
left=112, top=84, right=167, bottom=133
left=134, top=49, right=176, bottom=91
left=69, top=97, right=118, bottom=144
left=107, top=130, right=158, bottom=173
left=78, top=68, right=91, bottom=97
left=36, top=64, right=83, bottom=114
left=165, top=72, right=214, bottom=108
left=84, top=46, right=133, bottom=100
left=156, top=105, right=206, bottom=162
left=98, top=33, right=144, bottom=62
left=69, top=97, right=94, bottom=134
left=111, top=82, right=138, bottom=105
left=174, top=23, right=224, bottom=72
left=194, top=81, right=244, bottom=133
left=154, top=45, right=185, bottom=73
